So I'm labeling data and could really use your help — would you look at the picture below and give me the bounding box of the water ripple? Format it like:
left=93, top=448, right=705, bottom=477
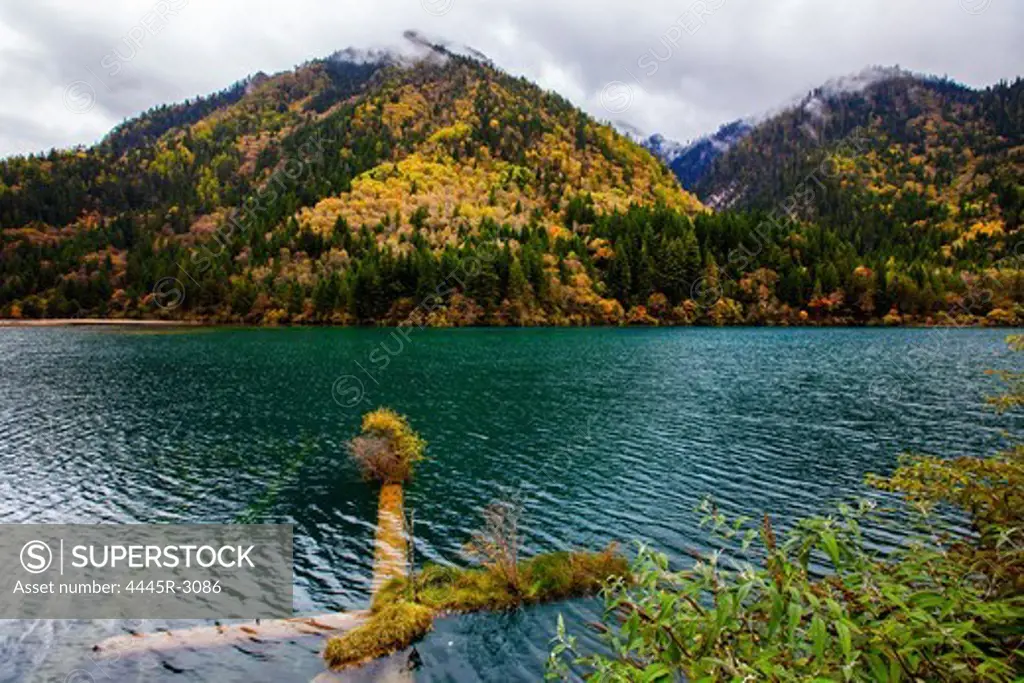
left=0, top=327, right=1018, bottom=682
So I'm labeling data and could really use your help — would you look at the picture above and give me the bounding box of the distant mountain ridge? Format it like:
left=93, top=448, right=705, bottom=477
left=644, top=67, right=940, bottom=193
left=644, top=68, right=1022, bottom=255
left=643, top=119, right=753, bottom=190
left=694, top=70, right=1023, bottom=240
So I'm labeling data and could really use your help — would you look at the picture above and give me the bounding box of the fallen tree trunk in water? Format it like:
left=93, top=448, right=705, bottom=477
left=93, top=486, right=410, bottom=659
left=93, top=611, right=371, bottom=657
left=324, top=544, right=630, bottom=670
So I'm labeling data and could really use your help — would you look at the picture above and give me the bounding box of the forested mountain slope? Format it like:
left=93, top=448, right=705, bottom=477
left=697, top=72, right=1024, bottom=258
left=2, top=51, right=1022, bottom=326
left=0, top=39, right=699, bottom=325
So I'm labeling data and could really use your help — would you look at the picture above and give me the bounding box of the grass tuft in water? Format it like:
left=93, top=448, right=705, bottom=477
left=322, top=601, right=434, bottom=670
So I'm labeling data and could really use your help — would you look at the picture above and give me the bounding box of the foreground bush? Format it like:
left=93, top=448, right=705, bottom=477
left=348, top=408, right=426, bottom=484
left=323, top=602, right=434, bottom=669
left=549, top=338, right=1024, bottom=681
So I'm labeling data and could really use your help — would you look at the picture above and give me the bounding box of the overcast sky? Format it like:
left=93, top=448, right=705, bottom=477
left=0, top=0, right=1021, bottom=158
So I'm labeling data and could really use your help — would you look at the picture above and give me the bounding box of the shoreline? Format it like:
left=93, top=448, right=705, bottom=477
left=0, top=318, right=1020, bottom=330
left=0, top=319, right=205, bottom=327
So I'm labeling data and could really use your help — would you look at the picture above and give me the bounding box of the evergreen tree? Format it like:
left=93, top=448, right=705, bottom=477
left=656, top=238, right=689, bottom=304
left=507, top=257, right=529, bottom=302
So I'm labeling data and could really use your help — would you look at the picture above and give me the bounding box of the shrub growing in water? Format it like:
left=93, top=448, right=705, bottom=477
left=323, top=494, right=628, bottom=671
left=465, top=499, right=523, bottom=595
left=348, top=408, right=426, bottom=484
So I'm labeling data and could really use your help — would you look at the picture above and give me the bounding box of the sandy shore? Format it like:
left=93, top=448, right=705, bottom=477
left=0, top=319, right=202, bottom=327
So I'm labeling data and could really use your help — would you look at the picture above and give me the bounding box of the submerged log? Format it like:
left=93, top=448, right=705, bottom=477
left=370, top=483, right=408, bottom=596
left=93, top=611, right=371, bottom=657
left=93, top=484, right=410, bottom=659
left=311, top=653, right=415, bottom=682
left=94, top=479, right=409, bottom=673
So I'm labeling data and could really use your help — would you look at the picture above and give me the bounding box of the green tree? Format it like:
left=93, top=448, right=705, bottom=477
left=607, top=249, right=632, bottom=305
left=507, top=257, right=529, bottom=302
left=313, top=271, right=341, bottom=318
left=656, top=238, right=691, bottom=304
left=286, top=281, right=305, bottom=316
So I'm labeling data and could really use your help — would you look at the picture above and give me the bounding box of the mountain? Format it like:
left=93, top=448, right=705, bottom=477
left=2, top=51, right=1022, bottom=328
left=643, top=119, right=752, bottom=190
left=0, top=36, right=702, bottom=325
left=696, top=71, right=1024, bottom=249
left=635, top=68, right=1022, bottom=327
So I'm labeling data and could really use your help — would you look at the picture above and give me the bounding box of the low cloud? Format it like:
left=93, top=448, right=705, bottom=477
left=0, top=0, right=1020, bottom=157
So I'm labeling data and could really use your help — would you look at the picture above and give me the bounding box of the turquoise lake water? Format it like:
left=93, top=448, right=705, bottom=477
left=0, top=327, right=1019, bottom=681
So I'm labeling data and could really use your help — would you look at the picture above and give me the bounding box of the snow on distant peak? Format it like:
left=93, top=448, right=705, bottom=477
left=644, top=133, right=687, bottom=163
left=643, top=119, right=754, bottom=190
left=328, top=31, right=476, bottom=69
left=403, top=30, right=492, bottom=64
left=329, top=47, right=401, bottom=66
left=814, top=65, right=910, bottom=99
left=746, top=65, right=917, bottom=127
left=612, top=120, right=648, bottom=144
left=799, top=65, right=917, bottom=120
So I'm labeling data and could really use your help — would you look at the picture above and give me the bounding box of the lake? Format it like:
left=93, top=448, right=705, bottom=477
left=0, top=327, right=1018, bottom=682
